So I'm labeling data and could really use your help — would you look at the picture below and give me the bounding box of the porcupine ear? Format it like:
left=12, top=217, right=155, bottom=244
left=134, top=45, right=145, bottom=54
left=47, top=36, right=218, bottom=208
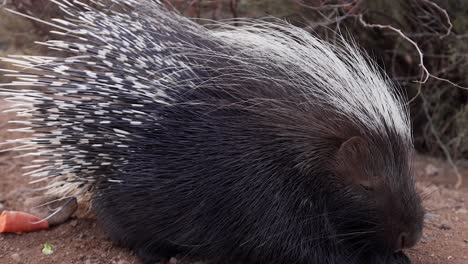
left=334, top=136, right=373, bottom=188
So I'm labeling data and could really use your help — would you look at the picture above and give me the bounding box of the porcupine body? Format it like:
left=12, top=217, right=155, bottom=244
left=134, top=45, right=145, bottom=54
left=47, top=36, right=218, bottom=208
left=1, top=1, right=424, bottom=264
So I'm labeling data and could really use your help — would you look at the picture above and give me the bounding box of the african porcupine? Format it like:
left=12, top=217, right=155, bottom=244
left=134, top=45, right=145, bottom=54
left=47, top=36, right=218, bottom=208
left=0, top=0, right=424, bottom=263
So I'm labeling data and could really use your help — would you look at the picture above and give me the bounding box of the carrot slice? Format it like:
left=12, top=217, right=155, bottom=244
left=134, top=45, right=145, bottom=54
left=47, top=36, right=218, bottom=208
left=0, top=210, right=49, bottom=233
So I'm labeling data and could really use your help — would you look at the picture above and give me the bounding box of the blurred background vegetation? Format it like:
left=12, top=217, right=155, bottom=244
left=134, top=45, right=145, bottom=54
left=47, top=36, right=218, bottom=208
left=0, top=0, right=467, bottom=166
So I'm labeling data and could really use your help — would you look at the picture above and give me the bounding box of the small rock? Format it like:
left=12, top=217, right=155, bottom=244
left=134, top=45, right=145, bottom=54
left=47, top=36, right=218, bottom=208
left=456, top=208, right=468, bottom=214
left=169, top=257, right=178, bottom=264
left=439, top=223, right=452, bottom=230
left=425, top=164, right=439, bottom=176
left=27, top=196, right=78, bottom=226
left=424, top=212, right=439, bottom=222
left=70, top=219, right=79, bottom=227
left=447, top=255, right=454, bottom=260
left=420, top=234, right=428, bottom=243
left=11, top=253, right=20, bottom=262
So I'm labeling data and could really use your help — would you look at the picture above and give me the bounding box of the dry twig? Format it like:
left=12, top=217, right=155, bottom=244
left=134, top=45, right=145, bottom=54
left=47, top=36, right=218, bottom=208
left=421, top=93, right=463, bottom=188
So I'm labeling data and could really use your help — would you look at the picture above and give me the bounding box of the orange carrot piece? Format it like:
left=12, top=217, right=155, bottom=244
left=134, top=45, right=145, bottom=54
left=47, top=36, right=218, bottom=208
left=0, top=210, right=49, bottom=233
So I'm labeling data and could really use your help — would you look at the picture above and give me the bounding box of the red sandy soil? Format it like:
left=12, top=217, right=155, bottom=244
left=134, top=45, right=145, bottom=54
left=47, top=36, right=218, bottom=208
left=0, top=99, right=467, bottom=264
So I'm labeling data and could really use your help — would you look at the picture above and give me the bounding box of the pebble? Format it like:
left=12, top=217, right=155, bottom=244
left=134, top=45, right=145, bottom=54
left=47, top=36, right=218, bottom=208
left=425, top=164, right=439, bottom=176
left=11, top=253, right=20, bottom=262
left=70, top=219, right=79, bottom=227
left=420, top=234, right=428, bottom=243
left=439, top=223, right=452, bottom=230
left=27, top=196, right=78, bottom=226
left=424, top=212, right=439, bottom=222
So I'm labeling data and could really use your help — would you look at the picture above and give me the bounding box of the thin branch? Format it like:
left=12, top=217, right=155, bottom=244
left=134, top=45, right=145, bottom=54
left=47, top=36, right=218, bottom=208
left=421, top=93, right=463, bottom=189
left=299, top=0, right=362, bottom=30
left=294, top=0, right=357, bottom=11
left=357, top=14, right=468, bottom=90
left=421, top=0, right=452, bottom=38
left=430, top=75, right=468, bottom=90
left=357, top=14, right=430, bottom=84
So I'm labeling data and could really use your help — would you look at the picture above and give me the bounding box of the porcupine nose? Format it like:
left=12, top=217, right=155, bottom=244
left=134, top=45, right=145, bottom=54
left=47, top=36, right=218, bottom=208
left=395, top=231, right=421, bottom=252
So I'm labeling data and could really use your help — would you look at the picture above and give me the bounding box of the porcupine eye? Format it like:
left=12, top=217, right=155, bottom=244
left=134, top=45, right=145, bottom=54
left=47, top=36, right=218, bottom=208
left=360, top=184, right=374, bottom=191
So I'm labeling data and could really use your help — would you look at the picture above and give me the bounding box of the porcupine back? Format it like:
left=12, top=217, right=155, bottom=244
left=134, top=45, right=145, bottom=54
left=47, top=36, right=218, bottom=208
left=1, top=1, right=421, bottom=263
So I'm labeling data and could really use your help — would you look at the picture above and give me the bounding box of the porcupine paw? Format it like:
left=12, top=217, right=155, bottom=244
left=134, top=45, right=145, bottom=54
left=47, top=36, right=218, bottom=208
left=388, top=252, right=411, bottom=264
left=136, top=248, right=167, bottom=264
left=370, top=251, right=411, bottom=264
left=136, top=245, right=181, bottom=264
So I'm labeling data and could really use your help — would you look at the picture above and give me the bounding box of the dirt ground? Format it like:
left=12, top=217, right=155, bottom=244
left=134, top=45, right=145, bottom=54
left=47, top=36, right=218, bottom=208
left=0, top=100, right=467, bottom=264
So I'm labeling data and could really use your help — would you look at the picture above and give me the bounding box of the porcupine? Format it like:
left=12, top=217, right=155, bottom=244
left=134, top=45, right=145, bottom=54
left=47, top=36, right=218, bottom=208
left=0, top=0, right=424, bottom=263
